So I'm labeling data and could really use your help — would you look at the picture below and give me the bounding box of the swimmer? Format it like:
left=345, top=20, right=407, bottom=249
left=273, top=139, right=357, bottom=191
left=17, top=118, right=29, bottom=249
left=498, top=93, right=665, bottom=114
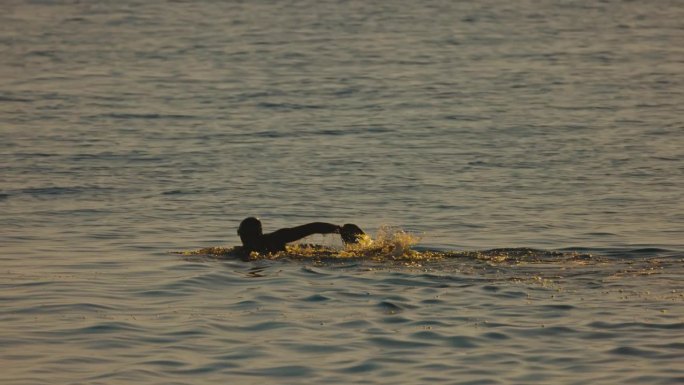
left=237, top=217, right=365, bottom=254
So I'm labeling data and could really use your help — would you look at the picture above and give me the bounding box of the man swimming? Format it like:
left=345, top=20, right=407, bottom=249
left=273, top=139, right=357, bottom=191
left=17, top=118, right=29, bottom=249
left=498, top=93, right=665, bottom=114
left=237, top=217, right=365, bottom=254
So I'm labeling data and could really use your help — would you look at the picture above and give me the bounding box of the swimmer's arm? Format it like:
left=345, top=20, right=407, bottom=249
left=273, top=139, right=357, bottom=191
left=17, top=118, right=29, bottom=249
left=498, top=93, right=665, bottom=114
left=269, top=222, right=341, bottom=244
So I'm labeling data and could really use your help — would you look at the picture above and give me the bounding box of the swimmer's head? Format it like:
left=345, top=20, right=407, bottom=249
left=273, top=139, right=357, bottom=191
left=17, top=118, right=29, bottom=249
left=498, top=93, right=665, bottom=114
left=238, top=217, right=262, bottom=245
left=341, top=223, right=365, bottom=244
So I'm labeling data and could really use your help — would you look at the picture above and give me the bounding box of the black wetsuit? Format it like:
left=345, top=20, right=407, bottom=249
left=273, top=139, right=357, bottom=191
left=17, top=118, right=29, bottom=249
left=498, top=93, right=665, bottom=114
left=243, top=222, right=341, bottom=253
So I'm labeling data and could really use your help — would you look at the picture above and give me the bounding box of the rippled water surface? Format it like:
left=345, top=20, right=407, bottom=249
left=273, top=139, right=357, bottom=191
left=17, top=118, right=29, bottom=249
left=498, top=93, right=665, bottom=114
left=1, top=0, right=683, bottom=384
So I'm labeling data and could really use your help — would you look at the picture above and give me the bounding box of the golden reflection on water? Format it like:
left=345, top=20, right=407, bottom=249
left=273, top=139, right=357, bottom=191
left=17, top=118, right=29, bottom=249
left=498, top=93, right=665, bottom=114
left=180, top=226, right=596, bottom=268
left=177, top=226, right=684, bottom=301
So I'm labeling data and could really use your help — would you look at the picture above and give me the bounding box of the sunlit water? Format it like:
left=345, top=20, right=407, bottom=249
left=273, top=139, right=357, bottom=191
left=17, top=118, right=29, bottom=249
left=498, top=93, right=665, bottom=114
left=1, top=0, right=683, bottom=384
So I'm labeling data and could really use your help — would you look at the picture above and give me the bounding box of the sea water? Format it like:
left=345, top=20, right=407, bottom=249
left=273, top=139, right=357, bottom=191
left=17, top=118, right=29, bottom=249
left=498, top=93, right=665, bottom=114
left=1, top=0, right=683, bottom=384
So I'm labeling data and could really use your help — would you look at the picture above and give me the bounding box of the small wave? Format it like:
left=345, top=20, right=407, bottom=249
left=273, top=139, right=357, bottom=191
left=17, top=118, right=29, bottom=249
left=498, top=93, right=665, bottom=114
left=303, top=294, right=331, bottom=302
left=73, top=321, right=142, bottom=335
left=609, top=346, right=663, bottom=358
left=98, top=112, right=197, bottom=120
left=377, top=300, right=403, bottom=314
left=17, top=185, right=115, bottom=198
left=0, top=95, right=32, bottom=102
left=588, top=321, right=684, bottom=331
left=256, top=102, right=323, bottom=110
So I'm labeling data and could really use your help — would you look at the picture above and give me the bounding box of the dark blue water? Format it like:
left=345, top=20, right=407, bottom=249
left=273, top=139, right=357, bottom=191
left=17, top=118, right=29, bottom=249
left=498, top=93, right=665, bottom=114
left=1, top=0, right=683, bottom=384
